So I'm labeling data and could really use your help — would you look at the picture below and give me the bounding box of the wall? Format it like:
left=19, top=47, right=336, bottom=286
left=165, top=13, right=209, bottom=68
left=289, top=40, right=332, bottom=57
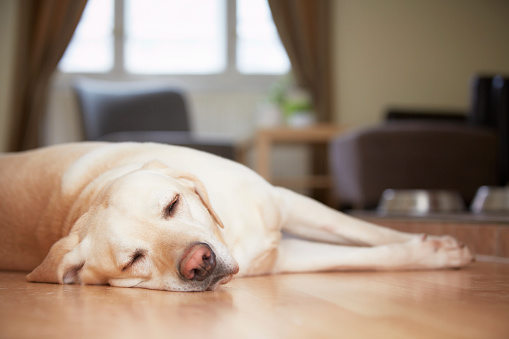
left=0, top=0, right=18, bottom=152
left=332, top=0, right=509, bottom=127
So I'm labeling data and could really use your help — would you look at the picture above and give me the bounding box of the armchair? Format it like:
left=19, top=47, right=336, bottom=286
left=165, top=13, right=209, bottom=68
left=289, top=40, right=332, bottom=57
left=329, top=122, right=497, bottom=210
left=73, top=78, right=236, bottom=160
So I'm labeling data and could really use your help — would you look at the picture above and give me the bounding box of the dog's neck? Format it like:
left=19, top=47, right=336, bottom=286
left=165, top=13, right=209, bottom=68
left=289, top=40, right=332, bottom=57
left=0, top=144, right=101, bottom=270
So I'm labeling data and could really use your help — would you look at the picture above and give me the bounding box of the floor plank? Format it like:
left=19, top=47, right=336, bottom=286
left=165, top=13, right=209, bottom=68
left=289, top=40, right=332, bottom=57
left=1, top=262, right=508, bottom=339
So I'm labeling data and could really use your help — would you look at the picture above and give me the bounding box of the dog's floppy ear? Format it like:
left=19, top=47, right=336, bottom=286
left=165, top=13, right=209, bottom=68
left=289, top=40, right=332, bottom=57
left=27, top=213, right=89, bottom=284
left=26, top=232, right=85, bottom=284
left=176, top=172, right=225, bottom=229
left=142, top=160, right=225, bottom=229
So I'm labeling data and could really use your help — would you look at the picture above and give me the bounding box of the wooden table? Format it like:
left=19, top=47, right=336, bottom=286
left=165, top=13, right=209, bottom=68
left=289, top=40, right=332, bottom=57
left=254, top=124, right=347, bottom=192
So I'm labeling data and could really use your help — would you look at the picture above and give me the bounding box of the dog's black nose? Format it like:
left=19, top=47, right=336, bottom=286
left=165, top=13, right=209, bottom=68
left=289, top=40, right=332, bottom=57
left=180, top=243, right=216, bottom=281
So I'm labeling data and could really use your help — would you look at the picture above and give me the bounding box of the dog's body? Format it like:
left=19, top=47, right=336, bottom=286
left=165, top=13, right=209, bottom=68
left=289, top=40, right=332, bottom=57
left=0, top=142, right=473, bottom=291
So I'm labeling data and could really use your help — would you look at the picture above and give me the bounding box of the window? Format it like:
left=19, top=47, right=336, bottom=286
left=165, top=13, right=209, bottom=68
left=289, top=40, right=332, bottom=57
left=59, top=0, right=290, bottom=76
left=236, top=0, right=289, bottom=74
left=125, top=0, right=226, bottom=74
left=58, top=0, right=114, bottom=73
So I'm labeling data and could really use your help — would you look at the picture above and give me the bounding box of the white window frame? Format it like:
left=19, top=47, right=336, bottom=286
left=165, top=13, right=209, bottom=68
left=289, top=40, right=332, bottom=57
left=55, top=0, right=289, bottom=92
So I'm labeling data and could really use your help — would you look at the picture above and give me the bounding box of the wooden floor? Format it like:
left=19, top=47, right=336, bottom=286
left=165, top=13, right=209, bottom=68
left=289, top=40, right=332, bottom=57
left=1, top=262, right=509, bottom=339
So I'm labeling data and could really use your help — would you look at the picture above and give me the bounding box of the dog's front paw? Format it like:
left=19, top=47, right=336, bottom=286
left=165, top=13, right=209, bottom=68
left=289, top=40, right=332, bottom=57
left=406, top=234, right=474, bottom=270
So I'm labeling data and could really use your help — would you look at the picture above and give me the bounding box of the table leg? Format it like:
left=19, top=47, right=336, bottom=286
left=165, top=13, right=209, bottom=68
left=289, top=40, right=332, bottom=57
left=256, top=135, right=271, bottom=182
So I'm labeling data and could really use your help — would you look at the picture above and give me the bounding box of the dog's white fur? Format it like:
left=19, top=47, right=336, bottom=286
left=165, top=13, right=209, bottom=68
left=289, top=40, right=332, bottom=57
left=0, top=142, right=473, bottom=291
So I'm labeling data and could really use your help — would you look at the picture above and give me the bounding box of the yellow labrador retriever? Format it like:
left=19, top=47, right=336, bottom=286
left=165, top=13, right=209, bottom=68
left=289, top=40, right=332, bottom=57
left=0, top=142, right=473, bottom=291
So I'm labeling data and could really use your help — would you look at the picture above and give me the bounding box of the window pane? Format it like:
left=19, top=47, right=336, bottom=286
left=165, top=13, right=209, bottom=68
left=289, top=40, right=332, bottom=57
left=58, top=0, right=113, bottom=73
left=125, top=0, right=226, bottom=74
left=236, top=0, right=290, bottom=74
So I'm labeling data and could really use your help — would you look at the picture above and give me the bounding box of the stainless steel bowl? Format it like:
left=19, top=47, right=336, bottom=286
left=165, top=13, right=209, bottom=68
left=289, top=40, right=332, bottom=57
left=377, top=189, right=465, bottom=215
left=471, top=186, right=509, bottom=214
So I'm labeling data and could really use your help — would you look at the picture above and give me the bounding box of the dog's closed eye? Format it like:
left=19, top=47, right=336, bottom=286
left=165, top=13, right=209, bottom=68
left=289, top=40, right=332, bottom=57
left=122, top=250, right=146, bottom=272
left=164, top=194, right=180, bottom=219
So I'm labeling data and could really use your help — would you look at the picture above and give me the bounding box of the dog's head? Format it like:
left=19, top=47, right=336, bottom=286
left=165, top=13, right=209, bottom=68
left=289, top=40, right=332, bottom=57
left=27, top=161, right=239, bottom=291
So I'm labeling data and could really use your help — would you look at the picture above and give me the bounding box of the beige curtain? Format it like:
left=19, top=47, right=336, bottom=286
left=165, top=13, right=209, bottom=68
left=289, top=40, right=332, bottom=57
left=9, top=0, right=87, bottom=151
left=268, top=0, right=332, bottom=123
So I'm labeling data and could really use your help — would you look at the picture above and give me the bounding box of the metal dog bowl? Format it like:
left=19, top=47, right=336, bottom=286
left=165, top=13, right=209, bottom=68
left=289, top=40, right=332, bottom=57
left=377, top=189, right=465, bottom=215
left=471, top=186, right=509, bottom=214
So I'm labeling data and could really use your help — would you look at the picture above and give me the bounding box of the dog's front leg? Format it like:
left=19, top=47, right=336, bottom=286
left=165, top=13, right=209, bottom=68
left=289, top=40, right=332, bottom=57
left=271, top=236, right=473, bottom=274
left=275, top=187, right=418, bottom=246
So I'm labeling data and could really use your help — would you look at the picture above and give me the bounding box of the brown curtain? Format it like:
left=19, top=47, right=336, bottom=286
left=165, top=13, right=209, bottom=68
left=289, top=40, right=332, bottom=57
left=9, top=0, right=87, bottom=151
left=268, top=0, right=332, bottom=123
